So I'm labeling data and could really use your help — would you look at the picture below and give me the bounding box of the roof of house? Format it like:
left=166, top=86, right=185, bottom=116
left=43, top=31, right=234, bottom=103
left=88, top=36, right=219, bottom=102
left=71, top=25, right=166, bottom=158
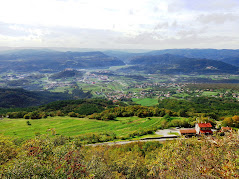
left=197, top=123, right=212, bottom=128
left=200, top=130, right=213, bottom=134
left=180, top=129, right=196, bottom=134
left=221, top=127, right=232, bottom=131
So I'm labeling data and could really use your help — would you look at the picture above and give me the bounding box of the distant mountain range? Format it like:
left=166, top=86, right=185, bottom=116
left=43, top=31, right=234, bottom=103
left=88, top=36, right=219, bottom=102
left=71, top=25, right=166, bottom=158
left=105, top=49, right=239, bottom=67
left=0, top=49, right=125, bottom=72
left=118, top=54, right=239, bottom=74
left=145, top=49, right=239, bottom=60
left=0, top=48, right=239, bottom=74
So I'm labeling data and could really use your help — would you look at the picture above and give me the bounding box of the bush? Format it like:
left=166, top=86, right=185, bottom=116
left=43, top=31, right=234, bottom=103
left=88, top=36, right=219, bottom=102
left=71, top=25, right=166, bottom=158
left=56, top=110, right=65, bottom=116
left=7, top=111, right=28, bottom=118
left=30, top=112, right=42, bottom=119
left=24, top=114, right=30, bottom=119
left=68, top=112, right=77, bottom=117
left=0, top=135, right=17, bottom=165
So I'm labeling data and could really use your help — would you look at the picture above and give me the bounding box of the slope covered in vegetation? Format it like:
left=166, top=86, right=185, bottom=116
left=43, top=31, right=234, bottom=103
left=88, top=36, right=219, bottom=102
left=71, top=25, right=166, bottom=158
left=125, top=54, right=239, bottom=74
left=0, top=133, right=238, bottom=178
left=0, top=88, right=92, bottom=108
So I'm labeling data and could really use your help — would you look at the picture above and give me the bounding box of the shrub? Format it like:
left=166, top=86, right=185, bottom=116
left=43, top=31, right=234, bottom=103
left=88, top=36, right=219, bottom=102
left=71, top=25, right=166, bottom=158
left=68, top=112, right=77, bottom=117
left=0, top=135, right=17, bottom=165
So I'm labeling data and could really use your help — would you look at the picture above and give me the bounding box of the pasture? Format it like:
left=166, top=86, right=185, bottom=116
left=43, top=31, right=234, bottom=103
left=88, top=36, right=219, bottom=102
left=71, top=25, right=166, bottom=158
left=132, top=98, right=159, bottom=106
left=0, top=116, right=163, bottom=140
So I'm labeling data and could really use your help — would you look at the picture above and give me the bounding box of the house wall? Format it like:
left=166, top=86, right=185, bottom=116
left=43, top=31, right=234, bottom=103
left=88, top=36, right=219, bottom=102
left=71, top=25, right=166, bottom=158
left=195, top=124, right=200, bottom=134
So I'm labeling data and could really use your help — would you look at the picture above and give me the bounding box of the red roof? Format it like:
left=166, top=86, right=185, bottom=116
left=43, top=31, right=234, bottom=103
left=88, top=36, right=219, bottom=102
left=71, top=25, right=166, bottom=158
left=221, top=127, right=232, bottom=130
left=180, top=129, right=196, bottom=134
left=198, top=123, right=212, bottom=128
left=200, top=130, right=213, bottom=134
left=221, top=127, right=232, bottom=132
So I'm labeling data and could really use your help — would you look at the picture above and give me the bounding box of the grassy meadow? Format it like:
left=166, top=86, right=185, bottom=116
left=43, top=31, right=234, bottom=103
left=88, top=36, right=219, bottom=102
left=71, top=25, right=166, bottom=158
left=0, top=116, right=163, bottom=140
left=202, top=91, right=219, bottom=96
left=132, top=98, right=159, bottom=106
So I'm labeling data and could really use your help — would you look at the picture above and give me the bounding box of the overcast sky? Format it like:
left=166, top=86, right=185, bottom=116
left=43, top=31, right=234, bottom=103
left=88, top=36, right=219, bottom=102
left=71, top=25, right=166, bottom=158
left=0, top=0, right=239, bottom=50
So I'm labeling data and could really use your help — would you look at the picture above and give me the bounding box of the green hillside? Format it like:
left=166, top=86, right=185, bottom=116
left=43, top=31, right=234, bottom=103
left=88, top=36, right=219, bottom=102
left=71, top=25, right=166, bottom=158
left=0, top=88, right=92, bottom=108
left=125, top=54, right=239, bottom=74
left=132, top=98, right=158, bottom=106
left=0, top=116, right=163, bottom=140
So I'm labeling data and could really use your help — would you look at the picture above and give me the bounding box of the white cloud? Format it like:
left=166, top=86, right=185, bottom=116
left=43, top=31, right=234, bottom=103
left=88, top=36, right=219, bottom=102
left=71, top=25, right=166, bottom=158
left=0, top=0, right=167, bottom=32
left=0, top=0, right=239, bottom=49
left=197, top=13, right=239, bottom=24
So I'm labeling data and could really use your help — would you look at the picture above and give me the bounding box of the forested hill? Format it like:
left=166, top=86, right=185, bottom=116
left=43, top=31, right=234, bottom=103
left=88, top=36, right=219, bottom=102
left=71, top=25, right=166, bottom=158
left=0, top=49, right=125, bottom=72
left=123, top=54, right=239, bottom=74
left=105, top=49, right=239, bottom=67
left=146, top=49, right=239, bottom=60
left=0, top=88, right=92, bottom=108
left=129, top=54, right=187, bottom=65
left=49, top=69, right=84, bottom=80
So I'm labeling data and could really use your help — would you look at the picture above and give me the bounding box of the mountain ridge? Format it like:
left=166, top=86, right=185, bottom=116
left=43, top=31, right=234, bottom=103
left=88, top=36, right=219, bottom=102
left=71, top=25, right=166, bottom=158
left=0, top=49, right=125, bottom=72
left=120, top=54, right=239, bottom=74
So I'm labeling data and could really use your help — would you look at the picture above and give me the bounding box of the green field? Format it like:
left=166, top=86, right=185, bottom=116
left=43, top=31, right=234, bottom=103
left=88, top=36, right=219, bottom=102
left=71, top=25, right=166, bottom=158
left=172, top=93, right=190, bottom=98
left=132, top=98, right=159, bottom=106
left=202, top=91, right=219, bottom=96
left=0, top=116, right=163, bottom=140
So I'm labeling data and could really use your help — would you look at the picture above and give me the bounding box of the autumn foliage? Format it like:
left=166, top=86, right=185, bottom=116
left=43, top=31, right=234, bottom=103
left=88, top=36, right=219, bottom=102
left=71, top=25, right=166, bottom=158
left=0, top=133, right=238, bottom=178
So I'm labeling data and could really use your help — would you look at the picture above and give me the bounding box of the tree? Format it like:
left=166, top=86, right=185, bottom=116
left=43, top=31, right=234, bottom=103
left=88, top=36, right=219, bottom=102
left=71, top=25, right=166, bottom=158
left=232, top=115, right=239, bottom=127
left=178, top=109, right=187, bottom=117
left=222, top=117, right=233, bottom=127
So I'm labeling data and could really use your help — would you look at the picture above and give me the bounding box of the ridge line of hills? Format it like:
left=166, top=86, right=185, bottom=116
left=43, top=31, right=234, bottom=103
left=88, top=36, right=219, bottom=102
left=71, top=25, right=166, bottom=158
left=0, top=49, right=125, bottom=73
left=0, top=48, right=239, bottom=74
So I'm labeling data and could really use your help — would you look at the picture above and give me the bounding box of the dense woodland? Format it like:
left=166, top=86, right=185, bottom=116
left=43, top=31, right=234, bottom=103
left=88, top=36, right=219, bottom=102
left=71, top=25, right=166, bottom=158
left=0, top=99, right=115, bottom=118
left=3, top=96, right=239, bottom=117
left=0, top=87, right=92, bottom=108
left=158, top=97, right=239, bottom=117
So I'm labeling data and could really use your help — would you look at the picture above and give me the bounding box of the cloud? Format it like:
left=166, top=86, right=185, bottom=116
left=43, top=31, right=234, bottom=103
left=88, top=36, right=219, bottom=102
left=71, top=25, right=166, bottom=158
left=197, top=13, right=239, bottom=24
left=169, top=0, right=239, bottom=12
left=0, top=22, right=29, bottom=37
left=0, top=0, right=239, bottom=49
left=0, top=23, right=124, bottom=48
left=154, top=22, right=168, bottom=30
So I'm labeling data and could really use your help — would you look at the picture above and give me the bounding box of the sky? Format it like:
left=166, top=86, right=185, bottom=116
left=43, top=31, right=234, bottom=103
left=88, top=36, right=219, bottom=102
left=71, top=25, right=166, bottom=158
left=0, top=0, right=239, bottom=50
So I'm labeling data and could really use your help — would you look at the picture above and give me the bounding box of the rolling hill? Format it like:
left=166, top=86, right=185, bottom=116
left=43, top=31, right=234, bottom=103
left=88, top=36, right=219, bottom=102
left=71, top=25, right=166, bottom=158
left=145, top=49, right=239, bottom=60
left=49, top=69, right=84, bottom=80
left=0, top=88, right=92, bottom=108
left=105, top=49, right=239, bottom=67
left=0, top=49, right=125, bottom=72
left=120, top=54, right=239, bottom=74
